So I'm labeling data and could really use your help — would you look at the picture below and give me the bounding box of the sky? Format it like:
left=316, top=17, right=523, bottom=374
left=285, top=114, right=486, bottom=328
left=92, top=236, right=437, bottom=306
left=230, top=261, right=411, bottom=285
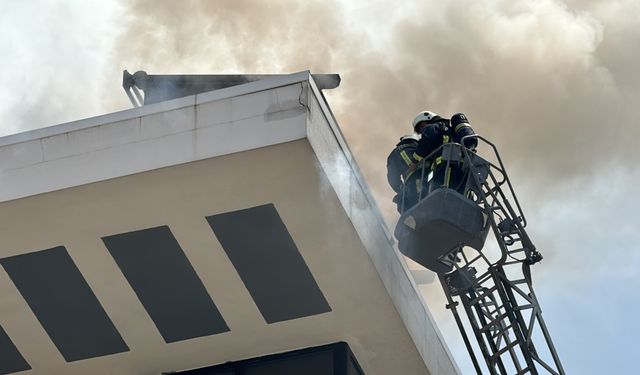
left=1, top=0, right=639, bottom=373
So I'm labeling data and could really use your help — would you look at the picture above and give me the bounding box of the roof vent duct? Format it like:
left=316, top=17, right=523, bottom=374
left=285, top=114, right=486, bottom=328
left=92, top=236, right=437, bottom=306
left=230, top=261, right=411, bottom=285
left=122, top=70, right=340, bottom=107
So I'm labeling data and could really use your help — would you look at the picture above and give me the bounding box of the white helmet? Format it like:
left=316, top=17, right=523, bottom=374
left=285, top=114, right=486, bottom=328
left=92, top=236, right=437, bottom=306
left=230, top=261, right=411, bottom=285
left=412, top=110, right=440, bottom=132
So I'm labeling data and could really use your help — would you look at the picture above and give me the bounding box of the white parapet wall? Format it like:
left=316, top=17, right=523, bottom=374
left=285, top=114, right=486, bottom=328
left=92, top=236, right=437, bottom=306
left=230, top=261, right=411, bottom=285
left=0, top=72, right=310, bottom=202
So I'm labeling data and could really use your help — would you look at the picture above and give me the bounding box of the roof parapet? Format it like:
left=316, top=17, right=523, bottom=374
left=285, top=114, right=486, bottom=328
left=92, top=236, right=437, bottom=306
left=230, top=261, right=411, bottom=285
left=122, top=70, right=340, bottom=107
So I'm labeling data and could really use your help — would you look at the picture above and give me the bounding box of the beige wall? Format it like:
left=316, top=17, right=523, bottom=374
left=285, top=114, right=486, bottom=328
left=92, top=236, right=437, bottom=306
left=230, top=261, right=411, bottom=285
left=0, top=139, right=429, bottom=375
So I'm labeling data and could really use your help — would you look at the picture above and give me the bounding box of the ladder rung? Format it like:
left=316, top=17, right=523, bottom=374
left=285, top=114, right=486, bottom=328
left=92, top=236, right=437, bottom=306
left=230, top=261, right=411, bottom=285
left=480, top=312, right=510, bottom=333
left=492, top=323, right=514, bottom=339
left=477, top=300, right=497, bottom=308
left=513, top=304, right=534, bottom=311
left=503, top=236, right=522, bottom=243
left=481, top=305, right=503, bottom=317
left=490, top=340, right=520, bottom=361
left=507, top=248, right=525, bottom=254
left=469, top=286, right=498, bottom=305
left=474, top=271, right=493, bottom=285
left=476, top=298, right=498, bottom=308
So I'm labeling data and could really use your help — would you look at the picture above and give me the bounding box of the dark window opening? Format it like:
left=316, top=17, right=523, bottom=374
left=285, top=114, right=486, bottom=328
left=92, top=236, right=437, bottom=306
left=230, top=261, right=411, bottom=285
left=171, top=342, right=365, bottom=375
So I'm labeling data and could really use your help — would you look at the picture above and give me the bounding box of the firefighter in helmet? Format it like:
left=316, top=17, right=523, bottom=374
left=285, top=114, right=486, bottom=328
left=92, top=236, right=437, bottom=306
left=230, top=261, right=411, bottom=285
left=413, top=111, right=478, bottom=195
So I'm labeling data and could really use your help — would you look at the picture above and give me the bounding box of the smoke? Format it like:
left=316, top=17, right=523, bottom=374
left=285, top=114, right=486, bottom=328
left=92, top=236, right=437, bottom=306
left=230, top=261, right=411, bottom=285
left=112, top=0, right=354, bottom=74
left=2, top=1, right=639, bottom=372
left=337, top=0, right=639, bottom=207
left=110, top=0, right=640, bottom=209
left=5, top=0, right=637, bottom=201
left=0, top=1, right=125, bottom=134
left=2, top=1, right=637, bottom=196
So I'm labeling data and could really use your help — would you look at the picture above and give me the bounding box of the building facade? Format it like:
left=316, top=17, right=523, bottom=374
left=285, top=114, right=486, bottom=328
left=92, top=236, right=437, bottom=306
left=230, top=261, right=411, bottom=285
left=0, top=72, right=458, bottom=375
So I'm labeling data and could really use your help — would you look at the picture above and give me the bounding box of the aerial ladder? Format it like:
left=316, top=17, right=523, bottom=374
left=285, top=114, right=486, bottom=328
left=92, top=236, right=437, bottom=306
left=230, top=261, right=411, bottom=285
left=394, top=136, right=565, bottom=375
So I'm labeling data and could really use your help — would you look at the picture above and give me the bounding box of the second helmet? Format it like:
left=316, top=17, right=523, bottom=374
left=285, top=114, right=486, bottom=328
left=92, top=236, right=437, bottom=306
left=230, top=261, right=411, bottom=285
left=412, top=111, right=441, bottom=133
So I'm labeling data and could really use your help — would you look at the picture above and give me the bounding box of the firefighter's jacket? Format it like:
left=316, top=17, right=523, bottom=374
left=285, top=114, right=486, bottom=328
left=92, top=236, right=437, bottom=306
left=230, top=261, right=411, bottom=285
left=386, top=137, right=421, bottom=212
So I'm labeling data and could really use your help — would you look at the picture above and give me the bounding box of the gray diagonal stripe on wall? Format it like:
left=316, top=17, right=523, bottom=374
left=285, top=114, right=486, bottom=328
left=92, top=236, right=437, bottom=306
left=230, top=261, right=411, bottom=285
left=206, top=203, right=331, bottom=324
left=0, top=324, right=31, bottom=375
left=102, top=225, right=229, bottom=343
left=0, top=247, right=129, bottom=362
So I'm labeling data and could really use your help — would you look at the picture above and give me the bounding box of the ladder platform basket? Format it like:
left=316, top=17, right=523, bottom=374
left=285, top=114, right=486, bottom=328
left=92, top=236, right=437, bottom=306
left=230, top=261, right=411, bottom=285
left=395, top=188, right=490, bottom=274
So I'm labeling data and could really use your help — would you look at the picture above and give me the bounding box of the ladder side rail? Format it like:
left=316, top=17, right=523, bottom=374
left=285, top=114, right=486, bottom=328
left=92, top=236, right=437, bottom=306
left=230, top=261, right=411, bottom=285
left=529, top=356, right=562, bottom=375
left=459, top=291, right=502, bottom=375
left=521, top=268, right=567, bottom=375
left=477, top=168, right=537, bottom=265
left=494, top=193, right=537, bottom=259
left=461, top=138, right=540, bottom=271
left=496, top=264, right=564, bottom=375
left=525, top=304, right=538, bottom=344
left=496, top=265, right=540, bottom=354
left=473, top=277, right=531, bottom=374
left=479, top=293, right=524, bottom=373
left=448, top=249, right=505, bottom=374
left=443, top=247, right=505, bottom=374
left=465, top=271, right=523, bottom=374
left=463, top=290, right=509, bottom=374
left=448, top=247, right=536, bottom=374
left=456, top=145, right=524, bottom=266
left=472, top=176, right=513, bottom=265
left=438, top=275, right=485, bottom=375
left=462, top=150, right=544, bottom=369
left=501, top=262, right=564, bottom=374
left=462, top=135, right=529, bottom=227
left=497, top=270, right=538, bottom=307
left=459, top=271, right=526, bottom=373
left=490, top=267, right=539, bottom=374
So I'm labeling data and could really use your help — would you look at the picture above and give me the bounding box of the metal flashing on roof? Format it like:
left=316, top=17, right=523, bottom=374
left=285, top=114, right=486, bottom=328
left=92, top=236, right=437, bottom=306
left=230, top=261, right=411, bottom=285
left=123, top=70, right=340, bottom=107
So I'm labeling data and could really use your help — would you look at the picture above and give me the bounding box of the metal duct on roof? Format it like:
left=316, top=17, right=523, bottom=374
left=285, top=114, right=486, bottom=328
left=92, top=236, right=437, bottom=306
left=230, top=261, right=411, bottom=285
left=122, top=70, right=340, bottom=107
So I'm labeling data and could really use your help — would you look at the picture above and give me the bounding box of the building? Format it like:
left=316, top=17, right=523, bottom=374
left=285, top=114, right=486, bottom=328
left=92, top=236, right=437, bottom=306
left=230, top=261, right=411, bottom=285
left=0, top=71, right=458, bottom=374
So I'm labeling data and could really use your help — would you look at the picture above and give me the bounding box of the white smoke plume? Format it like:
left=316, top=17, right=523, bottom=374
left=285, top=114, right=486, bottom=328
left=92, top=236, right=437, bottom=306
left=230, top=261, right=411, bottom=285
left=1, top=0, right=639, bottom=373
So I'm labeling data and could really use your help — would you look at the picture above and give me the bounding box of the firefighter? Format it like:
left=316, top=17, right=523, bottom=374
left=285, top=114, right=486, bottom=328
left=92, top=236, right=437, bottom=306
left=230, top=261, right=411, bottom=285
left=413, top=111, right=478, bottom=194
left=386, top=133, right=421, bottom=213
